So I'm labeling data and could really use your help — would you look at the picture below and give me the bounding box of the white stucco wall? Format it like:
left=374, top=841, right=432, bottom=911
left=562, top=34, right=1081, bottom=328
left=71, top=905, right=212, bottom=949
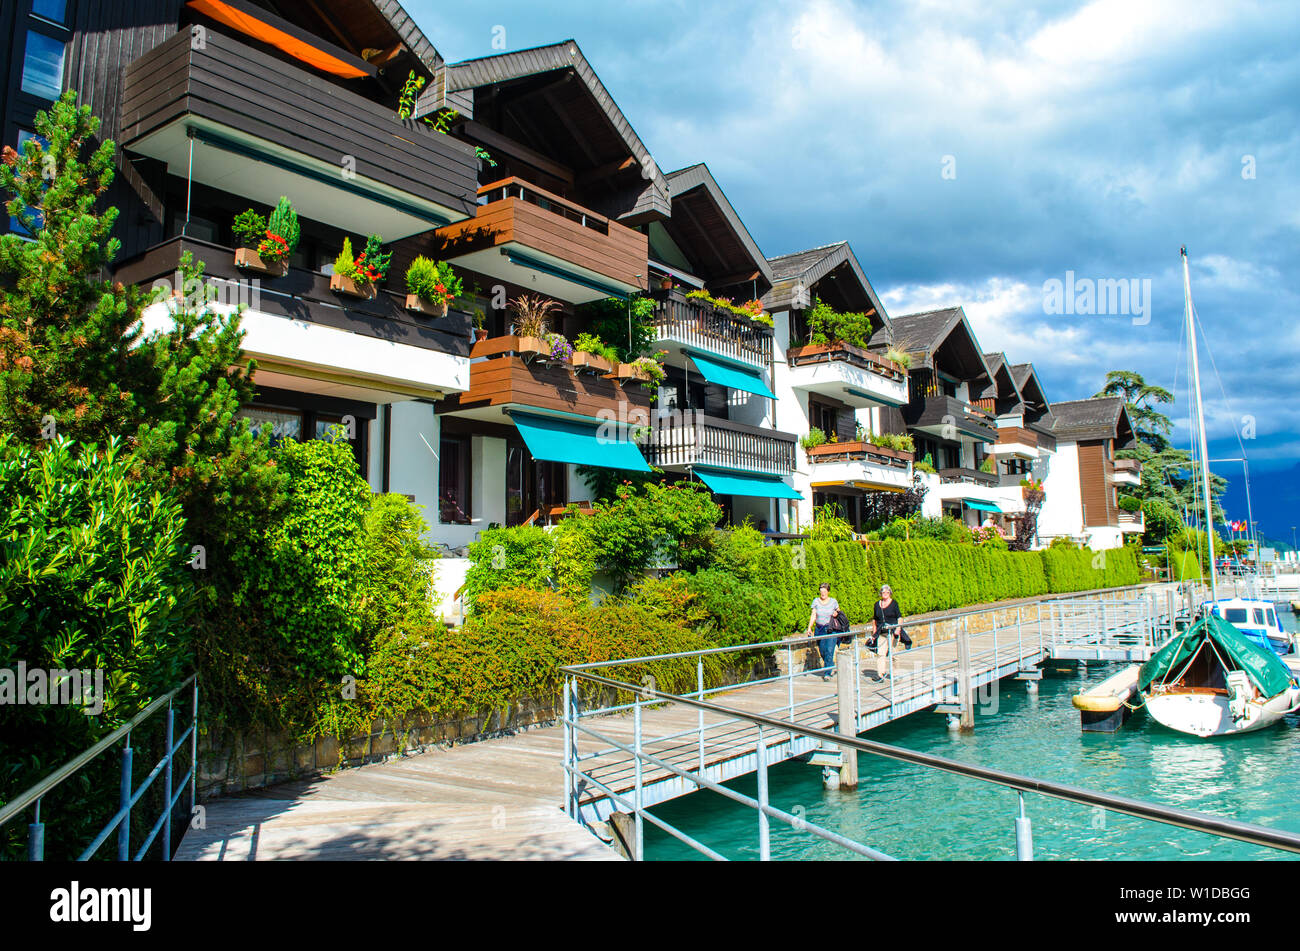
left=1038, top=440, right=1083, bottom=540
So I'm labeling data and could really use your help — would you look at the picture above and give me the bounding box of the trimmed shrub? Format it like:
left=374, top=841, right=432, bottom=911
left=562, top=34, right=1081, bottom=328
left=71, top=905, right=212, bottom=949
left=747, top=539, right=1138, bottom=633
left=311, top=587, right=722, bottom=739
left=357, top=493, right=438, bottom=638
left=683, top=569, right=784, bottom=647
left=463, top=524, right=554, bottom=608
left=710, top=522, right=767, bottom=582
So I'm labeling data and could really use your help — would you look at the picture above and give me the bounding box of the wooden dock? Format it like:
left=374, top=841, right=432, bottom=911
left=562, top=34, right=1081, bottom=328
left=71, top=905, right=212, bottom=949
left=177, top=586, right=1186, bottom=860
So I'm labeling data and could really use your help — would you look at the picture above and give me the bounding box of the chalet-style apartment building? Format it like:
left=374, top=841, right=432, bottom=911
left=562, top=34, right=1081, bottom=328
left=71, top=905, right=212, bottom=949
left=3, top=0, right=1145, bottom=590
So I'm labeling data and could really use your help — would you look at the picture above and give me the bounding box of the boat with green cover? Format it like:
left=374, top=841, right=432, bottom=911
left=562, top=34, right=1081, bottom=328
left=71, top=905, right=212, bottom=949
left=1139, top=613, right=1300, bottom=737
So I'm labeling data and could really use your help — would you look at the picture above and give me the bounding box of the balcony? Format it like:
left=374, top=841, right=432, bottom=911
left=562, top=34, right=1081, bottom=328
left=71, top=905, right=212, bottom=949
left=430, top=178, right=648, bottom=304
left=938, top=467, right=998, bottom=487
left=903, top=394, right=998, bottom=441
left=1119, top=510, right=1146, bottom=533
left=644, top=414, right=797, bottom=477
left=119, top=29, right=478, bottom=240
left=114, top=236, right=472, bottom=401
left=785, top=342, right=908, bottom=409
left=436, top=335, right=652, bottom=423
left=651, top=289, right=772, bottom=372
left=989, top=425, right=1039, bottom=460
left=806, top=440, right=912, bottom=492
left=933, top=467, right=1024, bottom=512
left=1113, top=458, right=1142, bottom=486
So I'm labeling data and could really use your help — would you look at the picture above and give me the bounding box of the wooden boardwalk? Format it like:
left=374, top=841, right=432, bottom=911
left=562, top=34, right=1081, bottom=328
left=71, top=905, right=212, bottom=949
left=177, top=587, right=1182, bottom=860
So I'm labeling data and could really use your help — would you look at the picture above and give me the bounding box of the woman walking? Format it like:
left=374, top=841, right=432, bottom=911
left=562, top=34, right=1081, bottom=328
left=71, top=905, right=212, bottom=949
left=871, top=584, right=911, bottom=679
left=805, top=582, right=842, bottom=680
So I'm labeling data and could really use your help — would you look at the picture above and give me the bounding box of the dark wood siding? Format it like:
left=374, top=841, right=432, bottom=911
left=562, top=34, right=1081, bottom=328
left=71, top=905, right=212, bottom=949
left=118, top=28, right=478, bottom=218
left=1077, top=438, right=1117, bottom=528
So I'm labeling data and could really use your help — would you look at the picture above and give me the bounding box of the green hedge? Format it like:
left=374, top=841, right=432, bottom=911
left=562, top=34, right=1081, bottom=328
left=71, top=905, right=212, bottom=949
left=748, top=540, right=1141, bottom=632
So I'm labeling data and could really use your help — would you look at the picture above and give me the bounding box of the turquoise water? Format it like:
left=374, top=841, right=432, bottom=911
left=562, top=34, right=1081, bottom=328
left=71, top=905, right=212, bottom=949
left=644, top=608, right=1300, bottom=861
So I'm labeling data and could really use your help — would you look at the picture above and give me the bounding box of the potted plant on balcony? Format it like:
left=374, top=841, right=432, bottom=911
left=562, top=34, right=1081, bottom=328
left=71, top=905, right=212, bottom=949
left=625, top=354, right=666, bottom=388
left=331, top=234, right=390, bottom=299
left=573, top=332, right=618, bottom=374
left=505, top=294, right=560, bottom=357
left=543, top=332, right=574, bottom=365
left=404, top=256, right=461, bottom=316
left=800, top=427, right=828, bottom=452
left=232, top=197, right=297, bottom=277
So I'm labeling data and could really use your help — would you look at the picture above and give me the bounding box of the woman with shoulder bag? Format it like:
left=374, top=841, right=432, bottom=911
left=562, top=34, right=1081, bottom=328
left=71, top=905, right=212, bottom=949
left=871, top=584, right=911, bottom=679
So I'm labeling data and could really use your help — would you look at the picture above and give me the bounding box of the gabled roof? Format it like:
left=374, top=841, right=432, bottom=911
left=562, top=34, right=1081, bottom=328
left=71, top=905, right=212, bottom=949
left=662, top=164, right=774, bottom=296
left=762, top=242, right=890, bottom=334
left=1010, top=362, right=1052, bottom=414
left=1050, top=396, right=1135, bottom=444
left=980, top=352, right=1021, bottom=403
left=875, top=307, right=991, bottom=381
left=423, top=40, right=669, bottom=223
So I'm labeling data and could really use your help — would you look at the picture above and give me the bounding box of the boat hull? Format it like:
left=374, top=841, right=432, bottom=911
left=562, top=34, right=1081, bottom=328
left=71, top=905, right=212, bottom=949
left=1145, top=688, right=1298, bottom=738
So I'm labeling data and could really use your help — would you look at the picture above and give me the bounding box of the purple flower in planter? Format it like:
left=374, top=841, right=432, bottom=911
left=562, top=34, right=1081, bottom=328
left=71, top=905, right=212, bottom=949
left=545, top=333, right=573, bottom=363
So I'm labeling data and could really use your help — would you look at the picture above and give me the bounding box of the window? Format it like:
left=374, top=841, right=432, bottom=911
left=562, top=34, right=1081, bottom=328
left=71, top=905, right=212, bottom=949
left=7, top=130, right=48, bottom=235
left=241, top=406, right=303, bottom=444
left=438, top=436, right=472, bottom=525
left=1254, top=609, right=1267, bottom=625
left=505, top=441, right=566, bottom=527
left=1224, top=608, right=1248, bottom=624
left=1268, top=609, right=1277, bottom=627
left=32, top=0, right=69, bottom=24
left=21, top=31, right=65, bottom=100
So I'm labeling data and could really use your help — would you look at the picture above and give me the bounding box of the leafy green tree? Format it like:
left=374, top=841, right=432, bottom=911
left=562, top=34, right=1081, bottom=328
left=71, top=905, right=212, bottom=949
left=0, top=435, right=191, bottom=859
left=1094, top=369, right=1174, bottom=451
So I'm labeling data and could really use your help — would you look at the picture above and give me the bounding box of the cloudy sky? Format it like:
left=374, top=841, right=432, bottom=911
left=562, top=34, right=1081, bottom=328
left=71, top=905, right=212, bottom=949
left=413, top=0, right=1300, bottom=541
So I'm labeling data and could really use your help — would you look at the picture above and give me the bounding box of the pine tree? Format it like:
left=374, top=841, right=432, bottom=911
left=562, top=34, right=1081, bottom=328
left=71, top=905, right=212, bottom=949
left=0, top=91, right=287, bottom=690
left=0, top=91, right=146, bottom=441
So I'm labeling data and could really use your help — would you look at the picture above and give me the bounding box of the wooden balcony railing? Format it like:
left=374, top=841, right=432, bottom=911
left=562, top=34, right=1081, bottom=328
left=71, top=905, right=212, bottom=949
left=432, top=176, right=648, bottom=293
left=786, top=341, right=906, bottom=382
left=651, top=290, right=772, bottom=367
left=938, top=467, right=998, bottom=487
left=805, top=440, right=912, bottom=470
left=644, top=413, right=797, bottom=476
left=1113, top=458, right=1142, bottom=474
left=994, top=426, right=1038, bottom=448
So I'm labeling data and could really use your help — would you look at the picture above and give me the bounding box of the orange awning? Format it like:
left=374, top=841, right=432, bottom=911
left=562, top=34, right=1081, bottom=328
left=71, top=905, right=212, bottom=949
left=187, top=0, right=373, bottom=79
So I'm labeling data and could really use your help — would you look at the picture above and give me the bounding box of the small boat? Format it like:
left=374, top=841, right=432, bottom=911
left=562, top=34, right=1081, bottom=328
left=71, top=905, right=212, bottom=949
left=1139, top=612, right=1300, bottom=737
left=1208, top=597, right=1292, bottom=656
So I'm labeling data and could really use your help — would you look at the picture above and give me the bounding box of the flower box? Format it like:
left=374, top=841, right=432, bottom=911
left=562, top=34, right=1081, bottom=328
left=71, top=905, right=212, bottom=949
left=233, top=247, right=287, bottom=277
left=469, top=334, right=547, bottom=360
left=572, top=352, right=616, bottom=374
left=611, top=362, right=652, bottom=382
left=330, top=273, right=377, bottom=299
left=405, top=294, right=449, bottom=316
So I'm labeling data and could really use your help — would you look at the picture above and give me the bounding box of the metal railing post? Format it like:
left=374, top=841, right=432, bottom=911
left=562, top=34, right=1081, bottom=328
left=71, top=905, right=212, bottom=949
left=562, top=675, right=573, bottom=819
left=27, top=801, right=43, bottom=862
left=888, top=630, right=895, bottom=712
left=1015, top=792, right=1034, bottom=861
left=189, top=680, right=198, bottom=827
left=162, top=701, right=175, bottom=860
left=993, top=612, right=999, bottom=670
left=697, top=658, right=705, bottom=773
left=117, top=734, right=133, bottom=862
left=929, top=622, right=936, bottom=693
left=756, top=725, right=771, bottom=860
left=633, top=698, right=644, bottom=862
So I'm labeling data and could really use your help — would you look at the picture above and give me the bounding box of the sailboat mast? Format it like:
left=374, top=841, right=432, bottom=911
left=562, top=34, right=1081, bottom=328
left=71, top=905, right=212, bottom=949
left=1182, top=246, right=1218, bottom=601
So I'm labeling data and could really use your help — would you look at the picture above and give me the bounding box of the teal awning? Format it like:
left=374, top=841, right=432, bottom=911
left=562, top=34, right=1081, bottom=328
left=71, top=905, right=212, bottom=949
left=511, top=411, right=650, bottom=471
left=964, top=500, right=1000, bottom=513
left=694, top=467, right=802, bottom=500
left=687, top=351, right=776, bottom=399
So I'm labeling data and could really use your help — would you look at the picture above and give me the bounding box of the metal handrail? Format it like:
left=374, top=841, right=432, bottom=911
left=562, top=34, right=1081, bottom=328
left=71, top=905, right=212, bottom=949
left=0, top=675, right=199, bottom=861
left=565, top=666, right=1300, bottom=856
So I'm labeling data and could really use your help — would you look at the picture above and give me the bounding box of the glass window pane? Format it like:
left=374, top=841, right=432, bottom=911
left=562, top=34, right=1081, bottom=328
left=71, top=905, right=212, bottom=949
left=21, top=32, right=65, bottom=100
left=32, top=0, right=68, bottom=23
left=242, top=407, right=302, bottom=444
left=1224, top=608, right=1248, bottom=624
left=8, top=130, right=48, bottom=235
left=32, top=0, right=68, bottom=24
left=1254, top=609, right=1266, bottom=625
left=438, top=437, right=471, bottom=525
